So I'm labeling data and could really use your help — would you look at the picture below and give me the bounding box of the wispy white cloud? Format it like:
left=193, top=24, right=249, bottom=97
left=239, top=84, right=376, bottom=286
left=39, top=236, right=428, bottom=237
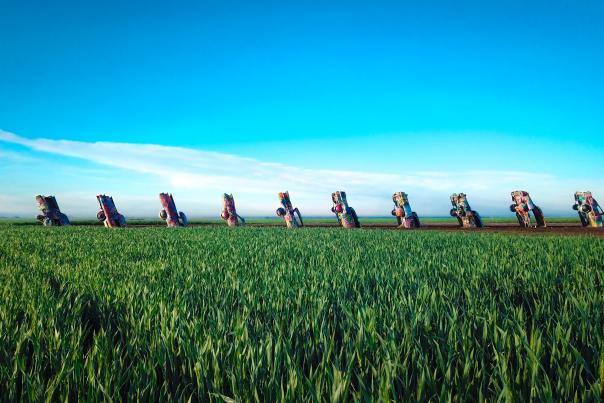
left=0, top=129, right=598, bottom=217
left=0, top=129, right=554, bottom=192
left=0, top=148, right=41, bottom=163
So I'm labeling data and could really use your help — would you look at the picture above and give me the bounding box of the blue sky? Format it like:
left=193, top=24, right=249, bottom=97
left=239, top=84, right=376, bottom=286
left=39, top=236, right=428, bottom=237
left=1, top=0, right=603, bottom=217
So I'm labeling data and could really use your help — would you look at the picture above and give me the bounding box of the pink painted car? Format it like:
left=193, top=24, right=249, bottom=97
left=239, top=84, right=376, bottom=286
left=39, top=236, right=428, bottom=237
left=159, top=193, right=188, bottom=227
left=221, top=193, right=245, bottom=227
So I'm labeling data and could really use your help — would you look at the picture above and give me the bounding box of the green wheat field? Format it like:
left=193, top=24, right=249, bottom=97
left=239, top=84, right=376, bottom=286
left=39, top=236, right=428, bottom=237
left=1, top=225, right=603, bottom=401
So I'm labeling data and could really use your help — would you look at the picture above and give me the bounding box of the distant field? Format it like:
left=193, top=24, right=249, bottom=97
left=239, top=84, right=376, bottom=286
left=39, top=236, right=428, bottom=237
left=1, top=226, right=603, bottom=400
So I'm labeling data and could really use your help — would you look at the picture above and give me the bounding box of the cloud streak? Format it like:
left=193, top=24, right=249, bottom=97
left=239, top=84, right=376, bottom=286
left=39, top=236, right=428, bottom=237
left=2, top=129, right=590, bottom=217
left=0, top=129, right=554, bottom=193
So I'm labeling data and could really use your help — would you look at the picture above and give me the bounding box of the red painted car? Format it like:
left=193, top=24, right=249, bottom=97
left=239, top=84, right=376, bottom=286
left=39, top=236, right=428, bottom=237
left=96, top=194, right=126, bottom=227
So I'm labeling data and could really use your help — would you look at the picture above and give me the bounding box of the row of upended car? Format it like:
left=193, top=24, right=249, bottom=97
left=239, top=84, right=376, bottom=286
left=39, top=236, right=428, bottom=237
left=34, top=190, right=603, bottom=229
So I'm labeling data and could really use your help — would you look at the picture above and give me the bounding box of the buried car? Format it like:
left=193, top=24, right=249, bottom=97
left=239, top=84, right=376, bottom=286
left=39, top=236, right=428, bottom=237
left=159, top=193, right=188, bottom=227
left=35, top=195, right=70, bottom=226
left=391, top=192, right=420, bottom=228
left=573, top=191, right=603, bottom=228
left=510, top=190, right=546, bottom=228
left=449, top=193, right=483, bottom=228
left=221, top=193, right=245, bottom=227
left=331, top=191, right=360, bottom=228
left=96, top=194, right=126, bottom=227
left=276, top=191, right=304, bottom=228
